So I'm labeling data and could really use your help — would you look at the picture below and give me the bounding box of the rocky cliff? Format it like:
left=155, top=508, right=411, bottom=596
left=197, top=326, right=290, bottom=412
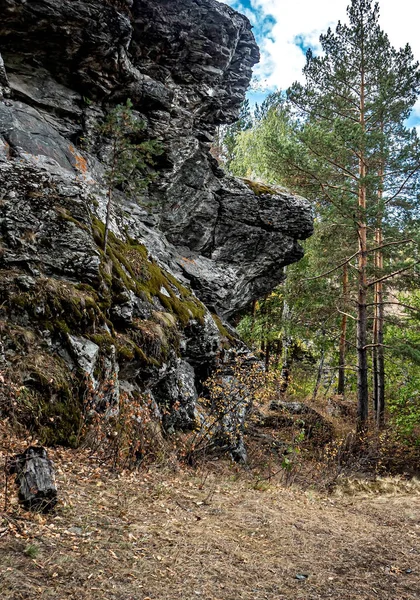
left=0, top=0, right=312, bottom=459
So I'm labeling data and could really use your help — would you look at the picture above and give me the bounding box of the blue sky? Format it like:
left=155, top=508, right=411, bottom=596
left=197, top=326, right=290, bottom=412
left=220, top=0, right=420, bottom=130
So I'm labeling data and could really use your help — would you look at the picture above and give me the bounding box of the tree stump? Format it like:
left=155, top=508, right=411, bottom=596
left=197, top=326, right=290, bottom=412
left=8, top=447, right=57, bottom=512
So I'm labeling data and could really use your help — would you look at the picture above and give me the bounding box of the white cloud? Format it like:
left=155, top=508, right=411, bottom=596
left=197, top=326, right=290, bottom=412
left=220, top=0, right=420, bottom=116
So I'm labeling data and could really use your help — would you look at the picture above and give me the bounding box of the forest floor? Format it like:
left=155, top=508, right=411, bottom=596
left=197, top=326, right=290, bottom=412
left=0, top=445, right=419, bottom=600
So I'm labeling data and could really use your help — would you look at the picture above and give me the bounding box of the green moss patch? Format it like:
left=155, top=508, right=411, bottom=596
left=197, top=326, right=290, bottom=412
left=6, top=351, right=82, bottom=447
left=54, top=206, right=90, bottom=231
left=92, top=217, right=206, bottom=327
left=211, top=313, right=232, bottom=340
left=2, top=276, right=105, bottom=338
left=241, top=178, right=281, bottom=196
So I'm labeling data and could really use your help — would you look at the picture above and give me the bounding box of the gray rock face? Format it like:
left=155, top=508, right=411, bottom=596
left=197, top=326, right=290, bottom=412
left=0, top=0, right=312, bottom=318
left=155, top=359, right=200, bottom=433
left=172, top=179, right=313, bottom=316
left=0, top=52, right=10, bottom=98
left=0, top=0, right=313, bottom=457
left=67, top=335, right=100, bottom=379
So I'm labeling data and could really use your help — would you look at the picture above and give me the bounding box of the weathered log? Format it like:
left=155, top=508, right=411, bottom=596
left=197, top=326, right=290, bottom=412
left=8, top=447, right=57, bottom=512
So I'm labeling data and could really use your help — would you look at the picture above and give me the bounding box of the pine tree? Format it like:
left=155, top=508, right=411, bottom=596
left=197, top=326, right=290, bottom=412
left=287, top=0, right=420, bottom=429
left=97, top=99, right=163, bottom=254
left=227, top=2, right=420, bottom=429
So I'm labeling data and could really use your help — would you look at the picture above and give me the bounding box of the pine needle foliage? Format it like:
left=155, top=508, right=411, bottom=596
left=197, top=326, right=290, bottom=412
left=97, top=99, right=163, bottom=253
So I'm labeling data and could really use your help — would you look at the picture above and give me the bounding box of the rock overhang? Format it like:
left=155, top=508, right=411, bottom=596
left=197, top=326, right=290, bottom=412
left=0, top=0, right=312, bottom=319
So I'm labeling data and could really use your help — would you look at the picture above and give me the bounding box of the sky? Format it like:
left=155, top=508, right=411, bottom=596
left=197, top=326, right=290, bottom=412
left=219, top=0, right=420, bottom=129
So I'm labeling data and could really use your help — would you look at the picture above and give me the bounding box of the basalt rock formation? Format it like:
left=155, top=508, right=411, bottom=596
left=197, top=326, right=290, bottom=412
left=0, top=0, right=313, bottom=459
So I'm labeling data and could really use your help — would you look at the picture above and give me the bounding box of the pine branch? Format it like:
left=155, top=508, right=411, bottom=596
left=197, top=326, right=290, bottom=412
left=367, top=260, right=420, bottom=287
left=367, top=238, right=414, bottom=253
left=304, top=251, right=359, bottom=281
left=336, top=307, right=357, bottom=321
left=365, top=301, right=420, bottom=313
left=363, top=343, right=393, bottom=350
left=303, top=142, right=360, bottom=181
left=384, top=163, right=420, bottom=205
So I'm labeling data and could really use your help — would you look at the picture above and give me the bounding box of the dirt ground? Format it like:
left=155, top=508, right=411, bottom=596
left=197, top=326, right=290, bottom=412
left=0, top=446, right=419, bottom=600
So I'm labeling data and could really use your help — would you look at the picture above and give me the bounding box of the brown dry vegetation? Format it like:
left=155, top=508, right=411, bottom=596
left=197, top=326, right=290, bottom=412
left=1, top=435, right=419, bottom=600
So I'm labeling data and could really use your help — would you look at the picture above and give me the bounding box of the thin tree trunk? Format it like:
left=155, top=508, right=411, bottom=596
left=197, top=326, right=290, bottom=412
left=376, top=222, right=385, bottom=427
left=103, top=138, right=118, bottom=255
left=313, top=346, right=325, bottom=402
left=377, top=278, right=385, bottom=426
left=280, top=299, right=291, bottom=397
left=103, top=186, right=113, bottom=255
left=372, top=121, right=386, bottom=428
left=357, top=220, right=369, bottom=429
left=356, top=50, right=369, bottom=431
left=250, top=299, right=257, bottom=347
left=273, top=339, right=282, bottom=369
left=323, top=369, right=335, bottom=399
left=338, top=264, right=349, bottom=396
left=372, top=226, right=385, bottom=422
left=265, top=342, right=271, bottom=373
left=372, top=226, right=379, bottom=417
left=372, top=341, right=378, bottom=414
left=376, top=133, right=386, bottom=428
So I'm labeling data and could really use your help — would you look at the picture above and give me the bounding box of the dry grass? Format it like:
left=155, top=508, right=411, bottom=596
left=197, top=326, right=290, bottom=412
left=0, top=438, right=419, bottom=600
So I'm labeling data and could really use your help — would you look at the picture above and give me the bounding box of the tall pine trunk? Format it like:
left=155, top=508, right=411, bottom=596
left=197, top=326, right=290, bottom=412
left=372, top=223, right=379, bottom=416
left=273, top=339, right=282, bottom=370
left=265, top=342, right=271, bottom=373
left=313, top=345, right=325, bottom=401
left=338, top=264, right=349, bottom=396
left=373, top=204, right=385, bottom=425
left=376, top=264, right=385, bottom=427
left=373, top=134, right=385, bottom=427
left=356, top=57, right=369, bottom=430
left=103, top=137, right=118, bottom=255
left=280, top=298, right=291, bottom=397
left=250, top=299, right=257, bottom=346
left=357, top=194, right=369, bottom=429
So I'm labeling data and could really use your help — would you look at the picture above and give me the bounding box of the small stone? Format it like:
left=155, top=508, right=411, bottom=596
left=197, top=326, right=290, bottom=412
left=68, top=527, right=83, bottom=536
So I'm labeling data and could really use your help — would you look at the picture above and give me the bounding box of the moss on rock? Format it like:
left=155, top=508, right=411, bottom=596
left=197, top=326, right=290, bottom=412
left=0, top=211, right=214, bottom=446
left=6, top=351, right=82, bottom=447
left=241, top=178, right=287, bottom=196
left=92, top=217, right=206, bottom=327
left=211, top=313, right=234, bottom=342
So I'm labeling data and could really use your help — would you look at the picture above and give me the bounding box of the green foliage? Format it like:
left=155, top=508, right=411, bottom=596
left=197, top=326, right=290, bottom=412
left=212, top=99, right=253, bottom=169
left=223, top=99, right=252, bottom=168
left=229, top=93, right=295, bottom=182
left=95, top=98, right=163, bottom=253
left=24, top=545, right=40, bottom=559
left=233, top=0, right=420, bottom=429
left=386, top=292, right=420, bottom=442
left=388, top=373, right=420, bottom=442
left=98, top=98, right=163, bottom=197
